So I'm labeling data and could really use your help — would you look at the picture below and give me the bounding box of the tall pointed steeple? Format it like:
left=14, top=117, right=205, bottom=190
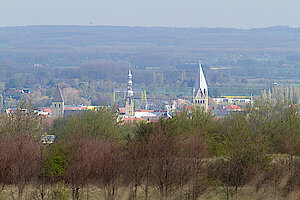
left=125, top=64, right=134, bottom=117
left=193, top=60, right=209, bottom=110
left=52, top=84, right=64, bottom=119
left=127, top=66, right=133, bottom=98
left=53, top=84, right=64, bottom=102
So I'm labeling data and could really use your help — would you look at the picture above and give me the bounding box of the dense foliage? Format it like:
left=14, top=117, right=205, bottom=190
left=0, top=100, right=299, bottom=199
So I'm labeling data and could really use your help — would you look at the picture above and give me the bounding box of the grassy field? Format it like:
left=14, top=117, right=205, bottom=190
left=0, top=156, right=299, bottom=200
left=0, top=184, right=299, bottom=200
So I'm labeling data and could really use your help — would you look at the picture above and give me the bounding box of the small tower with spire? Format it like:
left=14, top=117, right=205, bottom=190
left=125, top=65, right=134, bottom=117
left=193, top=60, right=209, bottom=110
left=52, top=84, right=64, bottom=119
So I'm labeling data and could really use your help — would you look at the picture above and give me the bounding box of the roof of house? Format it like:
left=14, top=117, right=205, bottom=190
left=52, top=85, right=64, bottom=102
left=39, top=107, right=52, bottom=113
left=225, top=105, right=242, bottom=110
left=134, top=112, right=157, bottom=118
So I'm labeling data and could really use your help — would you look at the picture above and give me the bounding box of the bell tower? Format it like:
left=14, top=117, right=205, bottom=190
left=52, top=84, right=64, bottom=119
left=125, top=65, right=134, bottom=117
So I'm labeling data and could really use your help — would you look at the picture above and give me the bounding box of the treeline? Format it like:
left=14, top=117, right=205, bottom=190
left=0, top=100, right=299, bottom=199
left=261, top=85, right=300, bottom=105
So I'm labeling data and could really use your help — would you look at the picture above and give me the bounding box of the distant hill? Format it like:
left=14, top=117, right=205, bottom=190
left=0, top=25, right=300, bottom=67
left=1, top=25, right=300, bottom=50
left=0, top=25, right=299, bottom=98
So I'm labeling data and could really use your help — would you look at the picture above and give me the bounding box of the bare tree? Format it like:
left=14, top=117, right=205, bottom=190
left=0, top=100, right=44, bottom=199
left=125, top=139, right=144, bottom=200
left=64, top=135, right=94, bottom=200
left=0, top=135, right=41, bottom=199
left=90, top=139, right=124, bottom=200
left=0, top=135, right=12, bottom=192
left=181, top=134, right=208, bottom=200
left=145, top=122, right=186, bottom=199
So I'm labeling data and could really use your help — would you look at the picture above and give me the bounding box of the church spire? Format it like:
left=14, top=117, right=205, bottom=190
left=125, top=64, right=134, bottom=117
left=127, top=64, right=133, bottom=98
left=53, top=84, right=64, bottom=102
left=193, top=59, right=209, bottom=110
left=52, top=83, right=64, bottom=119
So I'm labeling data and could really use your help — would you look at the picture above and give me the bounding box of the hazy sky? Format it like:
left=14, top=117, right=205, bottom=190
left=1, top=0, right=299, bottom=28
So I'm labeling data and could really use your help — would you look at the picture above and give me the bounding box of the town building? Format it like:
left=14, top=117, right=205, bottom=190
left=125, top=66, right=135, bottom=117
left=193, top=60, right=209, bottom=111
left=225, top=105, right=242, bottom=111
left=51, top=84, right=64, bottom=119
left=48, top=84, right=98, bottom=119
left=212, top=97, right=251, bottom=104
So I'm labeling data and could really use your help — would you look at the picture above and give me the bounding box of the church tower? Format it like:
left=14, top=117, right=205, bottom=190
left=125, top=66, right=134, bottom=117
left=52, top=84, right=64, bottom=119
left=193, top=60, right=209, bottom=110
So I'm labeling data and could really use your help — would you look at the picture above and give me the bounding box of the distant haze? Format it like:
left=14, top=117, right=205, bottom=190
left=0, top=0, right=300, bottom=28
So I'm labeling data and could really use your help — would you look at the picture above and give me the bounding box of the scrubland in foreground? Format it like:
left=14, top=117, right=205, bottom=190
left=0, top=100, right=299, bottom=200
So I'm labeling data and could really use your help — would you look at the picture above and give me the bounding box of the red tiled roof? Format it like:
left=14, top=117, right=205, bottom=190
left=39, top=107, right=52, bottom=113
left=43, top=108, right=52, bottom=113
left=123, top=117, right=144, bottom=123
left=225, top=105, right=242, bottom=110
